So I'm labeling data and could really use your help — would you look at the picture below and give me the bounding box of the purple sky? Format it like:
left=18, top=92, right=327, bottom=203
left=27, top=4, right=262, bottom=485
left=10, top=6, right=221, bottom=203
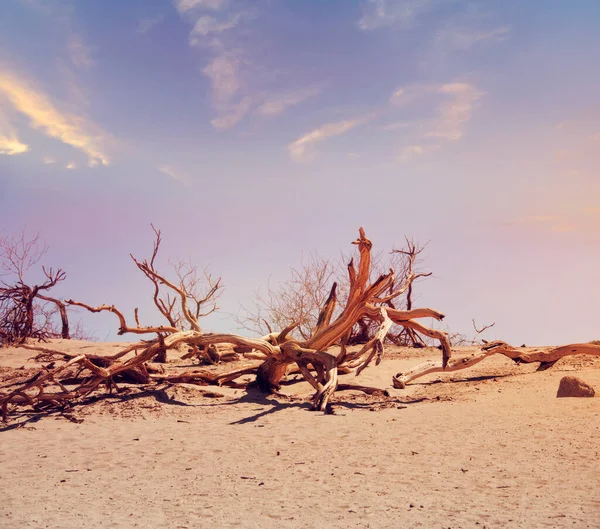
left=1, top=0, right=599, bottom=345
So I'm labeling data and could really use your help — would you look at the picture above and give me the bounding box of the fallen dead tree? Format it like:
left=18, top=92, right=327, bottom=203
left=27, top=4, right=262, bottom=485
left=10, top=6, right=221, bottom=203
left=1, top=228, right=451, bottom=418
left=392, top=340, right=600, bottom=388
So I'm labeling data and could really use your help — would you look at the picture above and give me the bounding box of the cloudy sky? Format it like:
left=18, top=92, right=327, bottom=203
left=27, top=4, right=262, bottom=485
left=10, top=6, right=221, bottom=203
left=1, top=0, right=599, bottom=345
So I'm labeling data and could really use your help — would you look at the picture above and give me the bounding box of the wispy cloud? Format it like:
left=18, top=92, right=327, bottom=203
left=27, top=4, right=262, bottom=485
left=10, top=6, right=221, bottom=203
left=202, top=53, right=243, bottom=103
left=18, top=1, right=95, bottom=73
left=398, top=144, right=425, bottom=162
left=0, top=70, right=110, bottom=165
left=358, top=0, right=434, bottom=31
left=66, top=161, right=77, bottom=170
left=388, top=81, right=483, bottom=156
left=0, top=134, right=28, bottom=155
left=288, top=117, right=369, bottom=162
left=137, top=14, right=165, bottom=34
left=434, top=25, right=509, bottom=51
left=426, top=83, right=483, bottom=141
left=0, top=110, right=29, bottom=155
left=255, top=87, right=321, bottom=117
left=210, top=96, right=252, bottom=129
left=176, top=1, right=324, bottom=129
left=389, top=84, right=430, bottom=107
left=175, top=0, right=255, bottom=129
left=175, top=0, right=225, bottom=14
left=398, top=143, right=440, bottom=162
left=43, top=156, right=57, bottom=164
left=159, top=165, right=190, bottom=185
left=201, top=52, right=253, bottom=129
left=189, top=14, right=242, bottom=44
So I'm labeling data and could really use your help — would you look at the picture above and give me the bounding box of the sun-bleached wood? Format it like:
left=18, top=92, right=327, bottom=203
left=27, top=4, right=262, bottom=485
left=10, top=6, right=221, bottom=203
left=393, top=341, right=600, bottom=388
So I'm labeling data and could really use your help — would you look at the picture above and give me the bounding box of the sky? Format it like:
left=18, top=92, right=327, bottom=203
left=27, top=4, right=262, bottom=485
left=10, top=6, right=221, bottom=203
left=1, top=0, right=599, bottom=346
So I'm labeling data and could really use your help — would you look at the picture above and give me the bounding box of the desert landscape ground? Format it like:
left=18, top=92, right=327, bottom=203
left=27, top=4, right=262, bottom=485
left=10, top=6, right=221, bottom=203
left=1, top=340, right=599, bottom=529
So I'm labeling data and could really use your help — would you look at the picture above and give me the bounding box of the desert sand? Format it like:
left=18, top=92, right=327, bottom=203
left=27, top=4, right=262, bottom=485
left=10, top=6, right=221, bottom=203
left=1, top=340, right=599, bottom=529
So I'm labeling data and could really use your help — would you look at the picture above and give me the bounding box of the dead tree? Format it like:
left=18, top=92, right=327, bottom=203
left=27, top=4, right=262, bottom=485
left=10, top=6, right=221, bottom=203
left=1, top=228, right=451, bottom=418
left=243, top=238, right=433, bottom=348
left=0, top=231, right=71, bottom=345
left=240, top=254, right=338, bottom=340
left=67, top=225, right=223, bottom=362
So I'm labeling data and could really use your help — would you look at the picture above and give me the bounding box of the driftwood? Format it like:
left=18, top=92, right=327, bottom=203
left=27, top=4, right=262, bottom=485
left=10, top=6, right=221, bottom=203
left=393, top=341, right=600, bottom=388
left=1, top=228, right=453, bottom=418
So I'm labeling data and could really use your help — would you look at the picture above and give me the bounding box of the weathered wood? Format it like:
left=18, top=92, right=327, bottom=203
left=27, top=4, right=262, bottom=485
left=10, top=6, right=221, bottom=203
left=66, top=300, right=180, bottom=335
left=393, top=341, right=600, bottom=388
left=1, top=228, right=455, bottom=419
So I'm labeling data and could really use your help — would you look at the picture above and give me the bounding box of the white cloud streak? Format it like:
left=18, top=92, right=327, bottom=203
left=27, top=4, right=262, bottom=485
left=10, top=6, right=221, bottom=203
left=288, top=117, right=369, bottom=162
left=159, top=165, right=190, bottom=185
left=0, top=70, right=110, bottom=165
left=255, top=87, right=321, bottom=117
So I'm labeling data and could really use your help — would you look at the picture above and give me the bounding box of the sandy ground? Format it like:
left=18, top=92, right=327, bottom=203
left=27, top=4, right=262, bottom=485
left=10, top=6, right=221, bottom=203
left=1, top=340, right=599, bottom=529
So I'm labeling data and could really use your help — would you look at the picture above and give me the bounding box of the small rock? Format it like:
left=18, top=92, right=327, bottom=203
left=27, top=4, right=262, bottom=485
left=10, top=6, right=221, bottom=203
left=556, top=376, right=595, bottom=398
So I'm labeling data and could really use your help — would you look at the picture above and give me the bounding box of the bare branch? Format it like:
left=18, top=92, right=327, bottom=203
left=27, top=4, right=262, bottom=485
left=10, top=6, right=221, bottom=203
left=472, top=319, right=495, bottom=342
left=65, top=300, right=179, bottom=335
